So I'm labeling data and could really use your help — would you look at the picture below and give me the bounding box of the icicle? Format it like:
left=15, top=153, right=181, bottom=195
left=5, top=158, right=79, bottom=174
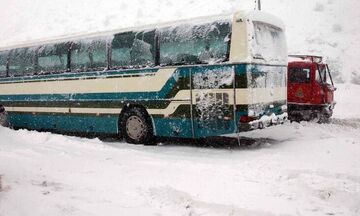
left=254, top=0, right=262, bottom=11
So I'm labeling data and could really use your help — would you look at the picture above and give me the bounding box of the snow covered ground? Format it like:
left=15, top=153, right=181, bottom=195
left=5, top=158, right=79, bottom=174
left=1, top=0, right=360, bottom=215
left=1, top=84, right=360, bottom=216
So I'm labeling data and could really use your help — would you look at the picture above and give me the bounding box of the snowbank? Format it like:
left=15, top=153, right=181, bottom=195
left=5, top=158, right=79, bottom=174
left=0, top=84, right=360, bottom=215
left=0, top=1, right=360, bottom=215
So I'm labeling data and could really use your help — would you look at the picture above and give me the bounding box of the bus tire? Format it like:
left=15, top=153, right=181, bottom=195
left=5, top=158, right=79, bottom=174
left=0, top=106, right=9, bottom=127
left=120, top=107, right=154, bottom=145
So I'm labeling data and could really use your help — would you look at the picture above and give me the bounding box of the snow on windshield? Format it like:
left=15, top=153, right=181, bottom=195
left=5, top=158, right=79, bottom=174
left=252, top=22, right=287, bottom=65
left=158, top=20, right=231, bottom=65
left=246, top=65, right=287, bottom=117
left=193, top=67, right=234, bottom=89
left=193, top=67, right=234, bottom=126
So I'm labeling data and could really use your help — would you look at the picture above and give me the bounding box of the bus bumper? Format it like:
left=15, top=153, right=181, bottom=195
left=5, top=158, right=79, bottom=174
left=239, top=112, right=288, bottom=132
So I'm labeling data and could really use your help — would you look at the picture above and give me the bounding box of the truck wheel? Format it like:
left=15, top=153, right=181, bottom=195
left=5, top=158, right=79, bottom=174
left=310, top=112, right=321, bottom=123
left=120, top=107, right=154, bottom=145
left=319, top=116, right=331, bottom=124
left=319, top=107, right=332, bottom=123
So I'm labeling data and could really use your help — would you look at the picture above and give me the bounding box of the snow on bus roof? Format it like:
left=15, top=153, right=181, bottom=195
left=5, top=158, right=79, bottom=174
left=243, top=10, right=285, bottom=31
left=0, top=13, right=232, bottom=52
left=0, top=10, right=284, bottom=52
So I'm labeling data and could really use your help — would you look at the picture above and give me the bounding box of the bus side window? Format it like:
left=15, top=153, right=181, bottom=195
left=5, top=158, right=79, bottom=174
left=8, top=48, right=36, bottom=77
left=158, top=21, right=230, bottom=66
left=37, top=42, right=70, bottom=74
left=131, top=30, right=155, bottom=67
left=111, top=31, right=155, bottom=68
left=71, top=39, right=107, bottom=72
left=91, top=40, right=108, bottom=69
left=0, top=51, right=8, bottom=77
left=111, top=32, right=135, bottom=68
left=289, top=68, right=310, bottom=83
left=200, top=22, right=231, bottom=63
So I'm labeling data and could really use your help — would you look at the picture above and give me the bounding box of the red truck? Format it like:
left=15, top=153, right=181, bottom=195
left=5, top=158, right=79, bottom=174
left=287, top=55, right=336, bottom=122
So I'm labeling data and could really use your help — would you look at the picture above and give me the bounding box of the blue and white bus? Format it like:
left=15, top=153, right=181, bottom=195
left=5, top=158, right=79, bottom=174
left=0, top=11, right=287, bottom=144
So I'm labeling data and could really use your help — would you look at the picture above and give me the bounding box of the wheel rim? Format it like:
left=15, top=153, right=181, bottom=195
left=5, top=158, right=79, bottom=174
left=126, top=115, right=147, bottom=141
left=310, top=112, right=321, bottom=123
left=0, top=112, right=7, bottom=126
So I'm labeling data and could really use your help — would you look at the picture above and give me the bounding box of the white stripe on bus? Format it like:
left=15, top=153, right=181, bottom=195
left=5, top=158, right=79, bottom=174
left=0, top=68, right=176, bottom=95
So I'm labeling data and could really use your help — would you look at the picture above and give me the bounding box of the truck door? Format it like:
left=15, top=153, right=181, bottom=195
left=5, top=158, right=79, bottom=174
left=316, top=64, right=335, bottom=104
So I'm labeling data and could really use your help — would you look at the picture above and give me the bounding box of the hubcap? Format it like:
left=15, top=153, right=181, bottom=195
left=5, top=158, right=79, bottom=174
left=126, top=115, right=147, bottom=140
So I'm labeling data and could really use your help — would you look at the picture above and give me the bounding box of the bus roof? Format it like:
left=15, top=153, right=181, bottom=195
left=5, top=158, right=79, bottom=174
left=241, top=10, right=285, bottom=31
left=0, top=10, right=284, bottom=52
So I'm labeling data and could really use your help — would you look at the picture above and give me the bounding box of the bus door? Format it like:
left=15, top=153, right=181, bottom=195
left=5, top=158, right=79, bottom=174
left=191, top=66, right=235, bottom=137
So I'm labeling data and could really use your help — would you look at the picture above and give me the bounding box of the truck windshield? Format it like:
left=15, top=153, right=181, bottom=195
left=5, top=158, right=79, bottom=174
left=252, top=22, right=287, bottom=64
left=316, top=65, right=333, bottom=85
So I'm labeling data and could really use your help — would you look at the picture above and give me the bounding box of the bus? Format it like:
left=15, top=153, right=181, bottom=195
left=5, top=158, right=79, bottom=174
left=0, top=11, right=288, bottom=144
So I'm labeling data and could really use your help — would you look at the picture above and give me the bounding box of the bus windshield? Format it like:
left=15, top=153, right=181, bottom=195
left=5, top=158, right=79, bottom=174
left=252, top=21, right=287, bottom=64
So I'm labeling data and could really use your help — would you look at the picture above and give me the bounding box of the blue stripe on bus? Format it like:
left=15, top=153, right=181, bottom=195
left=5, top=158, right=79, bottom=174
left=0, top=64, right=251, bottom=84
left=6, top=108, right=282, bottom=138
left=7, top=112, right=237, bottom=138
left=8, top=113, right=119, bottom=134
left=0, top=64, right=249, bottom=102
left=0, top=64, right=285, bottom=84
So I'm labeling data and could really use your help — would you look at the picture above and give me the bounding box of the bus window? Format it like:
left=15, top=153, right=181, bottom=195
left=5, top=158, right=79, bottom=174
left=111, top=31, right=155, bottom=68
left=289, top=67, right=310, bottom=83
left=8, top=48, right=36, bottom=77
left=249, top=72, right=267, bottom=88
left=159, top=21, right=230, bottom=66
left=0, top=51, right=8, bottom=77
left=112, top=32, right=133, bottom=68
left=253, top=22, right=287, bottom=63
left=201, top=22, right=231, bottom=63
left=71, top=39, right=107, bottom=71
left=38, top=42, right=70, bottom=74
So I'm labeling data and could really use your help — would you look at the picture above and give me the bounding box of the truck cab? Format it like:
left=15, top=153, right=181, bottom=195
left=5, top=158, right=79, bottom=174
left=287, top=55, right=336, bottom=122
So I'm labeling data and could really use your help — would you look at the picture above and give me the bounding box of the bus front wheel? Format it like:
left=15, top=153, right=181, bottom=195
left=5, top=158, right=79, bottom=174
left=120, top=107, right=154, bottom=145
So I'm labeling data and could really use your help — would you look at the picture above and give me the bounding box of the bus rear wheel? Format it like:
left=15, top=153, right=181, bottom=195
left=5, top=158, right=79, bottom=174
left=0, top=106, right=8, bottom=127
left=120, top=107, right=154, bottom=145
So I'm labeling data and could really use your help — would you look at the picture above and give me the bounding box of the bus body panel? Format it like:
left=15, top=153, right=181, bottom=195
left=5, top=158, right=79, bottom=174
left=0, top=63, right=287, bottom=138
left=7, top=113, right=119, bottom=134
